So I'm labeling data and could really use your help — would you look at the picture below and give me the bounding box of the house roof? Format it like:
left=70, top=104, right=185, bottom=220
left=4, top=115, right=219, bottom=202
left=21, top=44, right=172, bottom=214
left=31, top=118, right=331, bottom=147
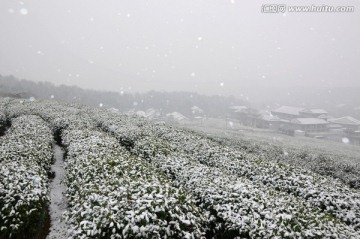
left=301, top=109, right=328, bottom=114
left=291, top=118, right=328, bottom=125
left=260, top=114, right=281, bottom=121
left=272, top=106, right=305, bottom=116
left=329, top=116, right=360, bottom=126
left=310, top=109, right=328, bottom=114
left=166, top=112, right=188, bottom=121
left=191, top=106, right=204, bottom=114
left=229, top=106, right=248, bottom=113
left=318, top=114, right=328, bottom=119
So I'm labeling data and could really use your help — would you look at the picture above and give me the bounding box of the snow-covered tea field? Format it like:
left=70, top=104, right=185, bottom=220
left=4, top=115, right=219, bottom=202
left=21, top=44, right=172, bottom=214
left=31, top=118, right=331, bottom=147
left=184, top=125, right=360, bottom=190
left=1, top=97, right=360, bottom=238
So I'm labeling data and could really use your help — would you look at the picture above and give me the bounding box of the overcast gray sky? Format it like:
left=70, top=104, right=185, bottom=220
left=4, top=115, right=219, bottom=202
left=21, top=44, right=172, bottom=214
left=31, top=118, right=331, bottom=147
left=0, top=0, right=359, bottom=96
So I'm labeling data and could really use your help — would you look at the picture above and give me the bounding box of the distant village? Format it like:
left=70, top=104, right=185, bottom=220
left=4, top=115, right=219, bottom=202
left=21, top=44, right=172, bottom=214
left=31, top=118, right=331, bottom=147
left=230, top=105, right=360, bottom=146
left=131, top=105, right=360, bottom=146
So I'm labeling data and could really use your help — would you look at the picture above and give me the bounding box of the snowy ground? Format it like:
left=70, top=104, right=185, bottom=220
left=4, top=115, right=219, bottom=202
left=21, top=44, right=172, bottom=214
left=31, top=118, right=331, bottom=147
left=47, top=145, right=69, bottom=239
left=2, top=98, right=360, bottom=238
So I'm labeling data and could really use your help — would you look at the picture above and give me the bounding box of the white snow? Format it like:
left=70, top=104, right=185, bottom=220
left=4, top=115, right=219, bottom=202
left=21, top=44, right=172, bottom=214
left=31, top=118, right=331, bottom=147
left=19, top=8, right=28, bottom=15
left=342, top=137, right=350, bottom=144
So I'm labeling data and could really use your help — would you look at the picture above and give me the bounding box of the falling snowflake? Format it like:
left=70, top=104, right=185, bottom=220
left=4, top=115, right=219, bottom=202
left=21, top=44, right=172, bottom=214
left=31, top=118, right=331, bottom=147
left=50, top=95, right=55, bottom=99
left=197, top=37, right=203, bottom=41
left=191, top=72, right=196, bottom=77
left=99, top=103, right=103, bottom=107
left=19, top=8, right=28, bottom=15
left=220, top=82, right=224, bottom=87
left=342, top=137, right=350, bottom=144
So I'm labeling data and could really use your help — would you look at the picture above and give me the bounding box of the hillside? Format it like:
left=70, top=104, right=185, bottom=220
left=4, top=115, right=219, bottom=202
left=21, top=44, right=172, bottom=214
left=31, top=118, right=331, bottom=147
left=1, top=97, right=360, bottom=238
left=0, top=75, right=245, bottom=118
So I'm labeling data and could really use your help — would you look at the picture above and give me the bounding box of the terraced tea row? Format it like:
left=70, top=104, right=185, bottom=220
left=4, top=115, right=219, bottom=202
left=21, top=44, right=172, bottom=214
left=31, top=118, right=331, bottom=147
left=8, top=100, right=207, bottom=238
left=2, top=98, right=360, bottom=238
left=145, top=126, right=360, bottom=230
left=63, top=128, right=205, bottom=238
left=0, top=115, right=53, bottom=238
left=0, top=99, right=9, bottom=135
left=88, top=108, right=360, bottom=237
left=197, top=131, right=360, bottom=190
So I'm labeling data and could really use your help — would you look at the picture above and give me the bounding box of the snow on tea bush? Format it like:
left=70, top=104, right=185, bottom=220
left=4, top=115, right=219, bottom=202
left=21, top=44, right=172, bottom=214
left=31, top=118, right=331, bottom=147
left=60, top=128, right=206, bottom=238
left=203, top=133, right=360, bottom=190
left=0, top=98, right=10, bottom=131
left=0, top=115, right=53, bottom=238
left=107, top=120, right=360, bottom=232
left=2, top=98, right=360, bottom=238
left=14, top=102, right=206, bottom=238
left=153, top=129, right=360, bottom=231
left=151, top=154, right=359, bottom=238
left=87, top=109, right=360, bottom=237
left=0, top=110, right=5, bottom=127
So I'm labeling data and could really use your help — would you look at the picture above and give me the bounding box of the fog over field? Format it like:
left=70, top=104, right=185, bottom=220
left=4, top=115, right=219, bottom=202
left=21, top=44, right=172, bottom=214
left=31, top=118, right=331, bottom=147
left=0, top=0, right=359, bottom=98
left=1, top=1, right=360, bottom=238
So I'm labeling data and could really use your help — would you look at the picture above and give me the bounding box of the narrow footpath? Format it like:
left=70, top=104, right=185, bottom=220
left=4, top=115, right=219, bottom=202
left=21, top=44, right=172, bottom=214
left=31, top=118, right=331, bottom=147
left=47, top=144, right=69, bottom=239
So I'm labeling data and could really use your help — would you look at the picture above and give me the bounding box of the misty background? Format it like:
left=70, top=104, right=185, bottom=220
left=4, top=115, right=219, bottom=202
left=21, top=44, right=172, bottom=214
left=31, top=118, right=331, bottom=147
left=0, top=0, right=360, bottom=117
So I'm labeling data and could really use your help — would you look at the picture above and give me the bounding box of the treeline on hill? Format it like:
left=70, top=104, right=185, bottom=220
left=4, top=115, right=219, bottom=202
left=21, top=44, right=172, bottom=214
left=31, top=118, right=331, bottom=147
left=0, top=75, right=245, bottom=118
